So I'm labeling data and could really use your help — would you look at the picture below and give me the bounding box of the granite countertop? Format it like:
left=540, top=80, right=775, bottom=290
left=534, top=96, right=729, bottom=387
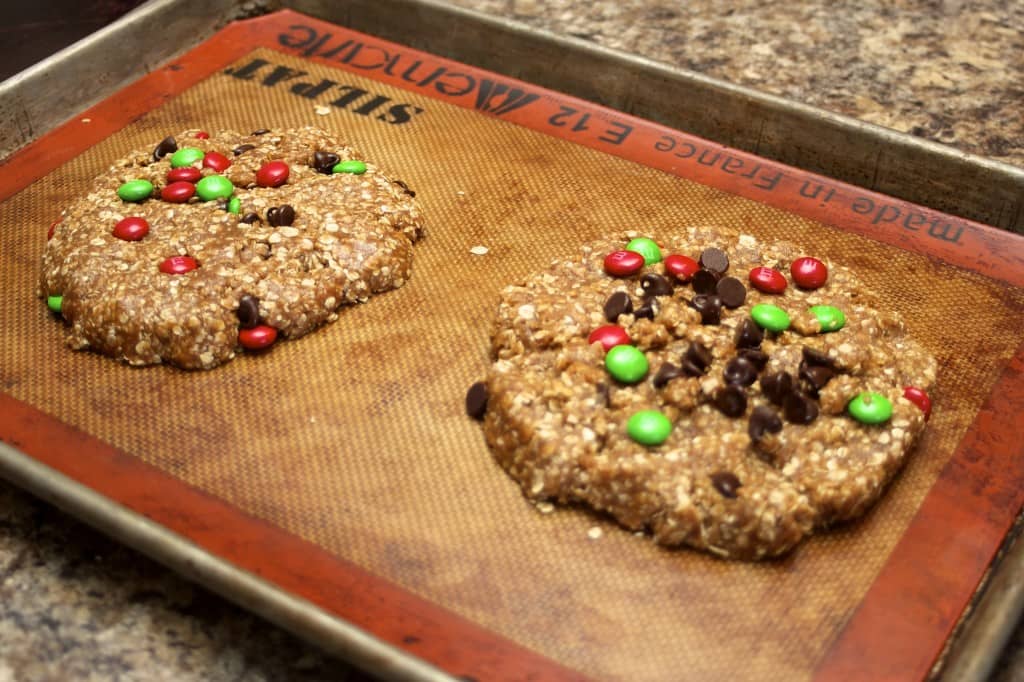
left=448, top=0, right=1024, bottom=168
left=2, top=1, right=1022, bottom=680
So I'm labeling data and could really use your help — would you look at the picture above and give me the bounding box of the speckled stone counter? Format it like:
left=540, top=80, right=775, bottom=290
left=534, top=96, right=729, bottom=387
left=0, top=482, right=357, bottom=681
left=2, top=1, right=1022, bottom=680
left=448, top=0, right=1024, bottom=168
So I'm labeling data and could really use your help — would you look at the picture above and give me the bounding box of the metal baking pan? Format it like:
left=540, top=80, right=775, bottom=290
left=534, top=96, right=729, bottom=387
left=0, top=2, right=1022, bottom=680
left=2, top=0, right=1022, bottom=234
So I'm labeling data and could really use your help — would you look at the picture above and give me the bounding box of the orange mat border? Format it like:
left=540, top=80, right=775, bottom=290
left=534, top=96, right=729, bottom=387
left=1, top=10, right=1023, bottom=680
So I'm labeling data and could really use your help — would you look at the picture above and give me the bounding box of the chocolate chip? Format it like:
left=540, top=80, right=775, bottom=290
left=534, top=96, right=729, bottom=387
left=634, top=299, right=657, bottom=320
left=748, top=405, right=783, bottom=442
left=604, top=291, right=633, bottom=322
left=799, top=364, right=834, bottom=396
left=394, top=179, right=416, bottom=197
left=716, top=276, right=747, bottom=309
left=251, top=128, right=270, bottom=135
left=153, top=135, right=178, bottom=162
left=714, top=385, right=747, bottom=417
left=735, top=318, right=764, bottom=349
left=798, top=358, right=831, bottom=385
left=724, top=357, right=758, bottom=387
left=280, top=205, right=296, bottom=225
left=233, top=144, right=256, bottom=156
left=240, top=212, right=260, bottom=224
left=710, top=471, right=742, bottom=499
left=691, top=269, right=720, bottom=295
left=688, top=295, right=722, bottom=324
left=699, top=247, right=730, bottom=274
left=267, top=205, right=296, bottom=227
left=738, top=348, right=769, bottom=370
left=802, top=347, right=834, bottom=368
left=783, top=392, right=819, bottom=424
left=685, top=341, right=713, bottom=370
left=641, top=273, right=674, bottom=298
left=313, top=150, right=340, bottom=174
left=681, top=359, right=705, bottom=377
left=236, top=295, right=261, bottom=329
left=465, top=381, right=488, bottom=420
left=761, top=371, right=794, bottom=406
left=653, top=362, right=684, bottom=388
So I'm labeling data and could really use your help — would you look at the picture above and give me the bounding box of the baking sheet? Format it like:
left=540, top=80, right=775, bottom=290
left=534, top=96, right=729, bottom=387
left=4, top=0, right=1023, bottom=233
left=1, top=10, right=1024, bottom=681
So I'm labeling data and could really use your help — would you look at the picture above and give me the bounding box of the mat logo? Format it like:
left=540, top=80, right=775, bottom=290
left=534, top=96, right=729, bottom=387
left=473, top=80, right=539, bottom=116
left=276, top=24, right=540, bottom=118
left=224, top=58, right=425, bottom=125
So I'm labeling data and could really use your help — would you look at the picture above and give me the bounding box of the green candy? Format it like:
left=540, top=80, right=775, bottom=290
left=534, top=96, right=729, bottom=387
left=810, top=305, right=846, bottom=332
left=196, top=175, right=234, bottom=201
left=750, top=304, right=791, bottom=332
left=625, top=237, right=662, bottom=265
left=333, top=159, right=367, bottom=175
left=627, top=410, right=672, bottom=446
left=46, top=295, right=63, bottom=314
left=170, top=147, right=205, bottom=168
left=228, top=196, right=241, bottom=214
left=848, top=392, right=893, bottom=424
left=117, top=179, right=153, bottom=202
left=605, top=345, right=649, bottom=384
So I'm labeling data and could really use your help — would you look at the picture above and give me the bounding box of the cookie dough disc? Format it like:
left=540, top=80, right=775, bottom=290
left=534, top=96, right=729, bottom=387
left=478, top=228, right=936, bottom=560
left=41, top=127, right=424, bottom=369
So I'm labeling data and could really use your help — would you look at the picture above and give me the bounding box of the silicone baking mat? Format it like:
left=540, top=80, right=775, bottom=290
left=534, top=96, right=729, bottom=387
left=2, top=10, right=1023, bottom=681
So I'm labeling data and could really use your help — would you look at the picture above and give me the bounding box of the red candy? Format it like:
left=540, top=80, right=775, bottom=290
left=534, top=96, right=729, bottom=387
left=664, top=254, right=699, bottom=282
left=791, top=257, right=828, bottom=289
left=256, top=160, right=290, bottom=188
left=159, top=255, right=198, bottom=274
left=903, top=386, right=932, bottom=420
left=47, top=219, right=59, bottom=241
left=748, top=266, right=787, bottom=294
left=202, top=151, right=231, bottom=172
left=603, top=250, right=645, bottom=277
left=587, top=325, right=631, bottom=351
left=239, top=325, right=277, bottom=350
left=195, top=131, right=210, bottom=139
left=113, top=216, right=149, bottom=241
left=161, top=181, right=196, bottom=203
left=167, top=167, right=201, bottom=183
